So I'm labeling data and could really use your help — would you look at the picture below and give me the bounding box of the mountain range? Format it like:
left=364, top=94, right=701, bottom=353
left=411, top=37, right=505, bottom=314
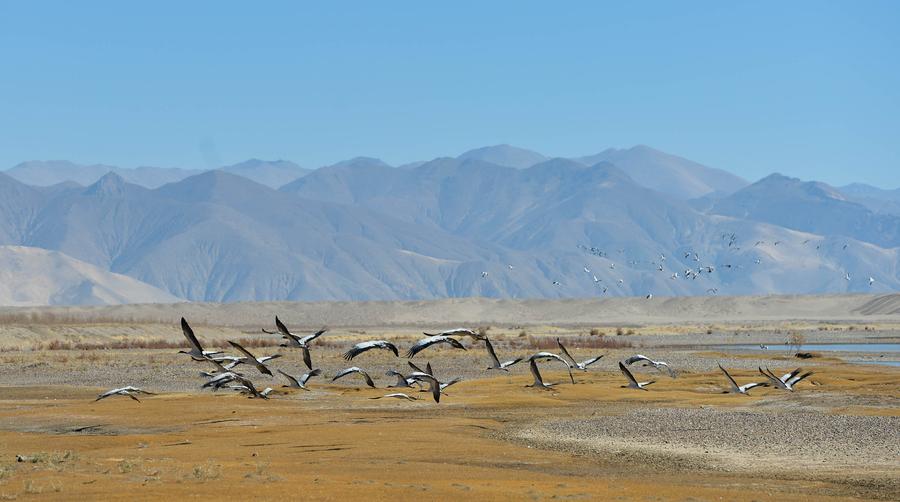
left=0, top=145, right=896, bottom=304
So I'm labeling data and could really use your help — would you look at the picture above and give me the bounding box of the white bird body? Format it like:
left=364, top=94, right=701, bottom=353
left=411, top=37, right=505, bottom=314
left=423, top=328, right=486, bottom=341
left=279, top=368, right=321, bottom=390
left=342, top=340, right=399, bottom=360
left=264, top=317, right=326, bottom=369
left=556, top=338, right=603, bottom=372
left=718, top=364, right=767, bottom=395
left=406, top=372, right=442, bottom=403
left=528, top=352, right=575, bottom=384
left=484, top=338, right=523, bottom=371
left=526, top=358, right=552, bottom=389
left=405, top=335, right=467, bottom=358
left=385, top=370, right=415, bottom=388
left=332, top=367, right=376, bottom=388
left=178, top=318, right=223, bottom=361
left=758, top=367, right=812, bottom=391
left=202, top=369, right=242, bottom=390
left=624, top=354, right=676, bottom=378
left=230, top=385, right=273, bottom=398
left=371, top=393, right=417, bottom=401
left=228, top=341, right=275, bottom=376
left=95, top=386, right=155, bottom=402
left=618, top=362, right=655, bottom=390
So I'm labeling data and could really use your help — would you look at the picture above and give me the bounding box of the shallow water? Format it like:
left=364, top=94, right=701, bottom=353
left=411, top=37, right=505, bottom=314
left=724, top=343, right=900, bottom=353
left=718, top=343, right=900, bottom=367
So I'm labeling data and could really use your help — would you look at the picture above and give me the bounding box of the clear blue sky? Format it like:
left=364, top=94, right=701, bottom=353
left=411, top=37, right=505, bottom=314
left=1, top=1, right=897, bottom=187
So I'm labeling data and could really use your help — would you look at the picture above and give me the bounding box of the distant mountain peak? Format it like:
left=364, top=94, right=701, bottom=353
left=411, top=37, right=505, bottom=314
left=84, top=171, right=130, bottom=196
left=457, top=144, right=548, bottom=169
left=328, top=156, right=391, bottom=169
left=754, top=172, right=846, bottom=200
left=224, top=158, right=300, bottom=169
left=574, top=145, right=748, bottom=199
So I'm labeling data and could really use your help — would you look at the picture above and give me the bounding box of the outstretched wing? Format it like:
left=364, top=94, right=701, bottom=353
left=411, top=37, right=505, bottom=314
left=278, top=369, right=300, bottom=387
left=581, top=356, right=603, bottom=367
left=301, top=329, right=327, bottom=345
left=484, top=338, right=501, bottom=367
left=360, top=370, right=376, bottom=388
left=556, top=338, right=576, bottom=365
left=619, top=362, right=639, bottom=386
left=718, top=363, right=739, bottom=390
left=181, top=318, right=203, bottom=351
left=404, top=337, right=437, bottom=359
left=228, top=341, right=258, bottom=362
left=299, top=368, right=321, bottom=387
left=275, top=316, right=292, bottom=338
left=624, top=354, right=651, bottom=366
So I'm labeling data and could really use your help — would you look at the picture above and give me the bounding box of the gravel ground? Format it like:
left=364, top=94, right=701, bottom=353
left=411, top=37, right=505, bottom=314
left=510, top=407, right=900, bottom=498
left=522, top=408, right=899, bottom=469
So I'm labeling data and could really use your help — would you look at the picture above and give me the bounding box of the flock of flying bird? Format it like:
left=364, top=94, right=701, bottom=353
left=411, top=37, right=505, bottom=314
left=95, top=317, right=812, bottom=403
left=536, top=235, right=877, bottom=297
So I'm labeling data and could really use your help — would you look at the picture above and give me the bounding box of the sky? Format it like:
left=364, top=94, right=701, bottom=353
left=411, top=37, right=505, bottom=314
left=1, top=1, right=898, bottom=188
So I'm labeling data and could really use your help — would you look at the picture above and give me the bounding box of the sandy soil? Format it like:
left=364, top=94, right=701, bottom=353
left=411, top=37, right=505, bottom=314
left=0, top=296, right=897, bottom=500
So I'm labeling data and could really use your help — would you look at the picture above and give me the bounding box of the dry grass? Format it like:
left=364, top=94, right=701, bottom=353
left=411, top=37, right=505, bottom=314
left=32, top=336, right=283, bottom=352
left=40, top=339, right=185, bottom=351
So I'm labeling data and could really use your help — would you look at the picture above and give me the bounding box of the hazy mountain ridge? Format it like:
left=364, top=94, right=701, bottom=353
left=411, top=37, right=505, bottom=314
left=573, top=145, right=748, bottom=199
left=1, top=149, right=897, bottom=304
left=709, top=174, right=900, bottom=248
left=838, top=183, right=900, bottom=216
left=4, top=159, right=310, bottom=189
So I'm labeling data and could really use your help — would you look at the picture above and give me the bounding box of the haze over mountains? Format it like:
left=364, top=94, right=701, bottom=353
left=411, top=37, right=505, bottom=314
left=0, top=145, right=897, bottom=305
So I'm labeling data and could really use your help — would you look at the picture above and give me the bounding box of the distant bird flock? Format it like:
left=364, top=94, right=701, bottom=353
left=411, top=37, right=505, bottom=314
left=96, top=317, right=812, bottom=403
left=561, top=235, right=874, bottom=299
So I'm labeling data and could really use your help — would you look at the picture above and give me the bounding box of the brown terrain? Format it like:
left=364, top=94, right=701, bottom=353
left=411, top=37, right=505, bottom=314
left=0, top=294, right=897, bottom=501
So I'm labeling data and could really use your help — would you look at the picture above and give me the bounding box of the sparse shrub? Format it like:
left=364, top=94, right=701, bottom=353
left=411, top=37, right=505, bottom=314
left=615, top=327, right=624, bottom=336
left=589, top=328, right=604, bottom=337
left=518, top=330, right=527, bottom=338
left=190, top=461, right=221, bottom=481
left=787, top=332, right=805, bottom=354
left=117, top=459, right=138, bottom=474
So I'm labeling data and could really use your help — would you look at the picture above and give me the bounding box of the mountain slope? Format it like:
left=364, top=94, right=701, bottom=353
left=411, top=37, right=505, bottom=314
left=838, top=183, right=900, bottom=216
left=710, top=174, right=900, bottom=248
left=574, top=145, right=747, bottom=199
left=15, top=171, right=522, bottom=301
left=0, top=245, right=181, bottom=306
